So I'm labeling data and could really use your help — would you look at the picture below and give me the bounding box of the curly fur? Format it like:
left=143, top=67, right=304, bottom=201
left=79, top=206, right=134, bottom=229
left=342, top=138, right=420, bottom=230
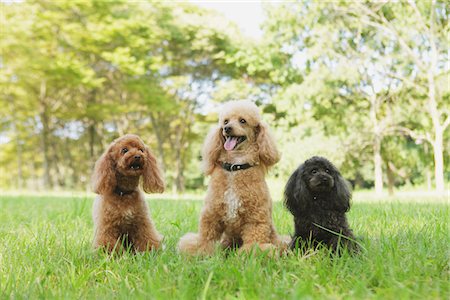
left=178, top=100, right=289, bottom=255
left=91, top=134, right=164, bottom=253
left=284, top=156, right=359, bottom=253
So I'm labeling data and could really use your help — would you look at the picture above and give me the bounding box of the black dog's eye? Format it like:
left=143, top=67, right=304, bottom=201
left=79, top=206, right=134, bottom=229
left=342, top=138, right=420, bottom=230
left=311, top=169, right=318, bottom=175
left=240, top=118, right=246, bottom=124
left=224, top=119, right=229, bottom=125
left=325, top=169, right=330, bottom=173
left=121, top=148, right=128, bottom=154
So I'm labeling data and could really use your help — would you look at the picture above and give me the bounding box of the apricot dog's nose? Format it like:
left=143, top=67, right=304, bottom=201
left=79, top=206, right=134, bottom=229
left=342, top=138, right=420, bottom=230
left=224, top=126, right=232, bottom=134
left=134, top=155, right=141, bottom=160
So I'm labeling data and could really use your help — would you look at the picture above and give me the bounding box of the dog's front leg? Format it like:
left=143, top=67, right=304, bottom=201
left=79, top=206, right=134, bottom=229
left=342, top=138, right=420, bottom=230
left=178, top=208, right=224, bottom=255
left=195, top=208, right=224, bottom=255
left=239, top=222, right=276, bottom=255
left=93, top=227, right=124, bottom=254
left=133, top=220, right=163, bottom=252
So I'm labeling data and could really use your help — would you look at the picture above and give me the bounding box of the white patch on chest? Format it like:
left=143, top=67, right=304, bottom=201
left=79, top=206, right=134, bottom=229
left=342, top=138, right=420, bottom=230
left=224, top=188, right=240, bottom=220
left=123, top=209, right=134, bottom=221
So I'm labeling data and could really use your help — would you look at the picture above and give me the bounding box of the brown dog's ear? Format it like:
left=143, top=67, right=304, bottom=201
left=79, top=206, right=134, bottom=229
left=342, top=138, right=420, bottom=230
left=142, top=146, right=164, bottom=193
left=92, top=149, right=116, bottom=194
left=201, top=125, right=223, bottom=176
left=256, top=122, right=280, bottom=167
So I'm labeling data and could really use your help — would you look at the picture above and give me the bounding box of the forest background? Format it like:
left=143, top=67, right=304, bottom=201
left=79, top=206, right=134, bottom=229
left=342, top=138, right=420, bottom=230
left=1, top=0, right=449, bottom=196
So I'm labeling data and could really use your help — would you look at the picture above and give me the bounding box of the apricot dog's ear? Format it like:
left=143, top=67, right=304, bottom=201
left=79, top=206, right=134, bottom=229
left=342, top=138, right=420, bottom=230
left=142, top=146, right=164, bottom=193
left=256, top=122, right=280, bottom=167
left=92, top=148, right=116, bottom=194
left=201, top=125, right=223, bottom=176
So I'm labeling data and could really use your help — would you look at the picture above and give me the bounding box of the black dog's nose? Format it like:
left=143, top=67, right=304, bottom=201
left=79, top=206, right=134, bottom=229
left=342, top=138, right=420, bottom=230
left=321, top=176, right=329, bottom=182
left=224, top=125, right=232, bottom=134
left=134, top=155, right=141, bottom=160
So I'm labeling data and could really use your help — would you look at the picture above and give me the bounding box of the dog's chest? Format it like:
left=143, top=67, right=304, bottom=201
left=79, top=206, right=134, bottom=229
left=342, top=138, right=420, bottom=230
left=122, top=208, right=134, bottom=222
left=223, top=187, right=241, bottom=221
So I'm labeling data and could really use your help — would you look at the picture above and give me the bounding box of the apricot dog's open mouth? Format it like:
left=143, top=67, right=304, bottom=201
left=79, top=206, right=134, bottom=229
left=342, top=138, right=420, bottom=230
left=224, top=135, right=246, bottom=151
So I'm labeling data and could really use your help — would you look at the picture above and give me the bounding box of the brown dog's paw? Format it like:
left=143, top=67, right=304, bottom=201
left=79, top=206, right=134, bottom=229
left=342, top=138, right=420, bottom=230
left=178, top=233, right=216, bottom=256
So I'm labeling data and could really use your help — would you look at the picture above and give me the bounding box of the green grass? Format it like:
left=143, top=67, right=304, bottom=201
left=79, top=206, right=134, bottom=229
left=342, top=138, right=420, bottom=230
left=0, top=195, right=448, bottom=299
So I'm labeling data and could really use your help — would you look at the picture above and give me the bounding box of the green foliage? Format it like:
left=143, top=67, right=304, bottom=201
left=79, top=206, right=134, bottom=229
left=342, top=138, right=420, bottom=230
left=0, top=0, right=242, bottom=191
left=259, top=0, right=449, bottom=192
left=0, top=0, right=448, bottom=192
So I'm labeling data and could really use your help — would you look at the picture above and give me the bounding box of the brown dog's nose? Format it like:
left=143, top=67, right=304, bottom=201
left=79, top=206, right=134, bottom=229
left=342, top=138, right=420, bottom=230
left=134, top=155, right=141, bottom=160
left=224, top=125, right=232, bottom=134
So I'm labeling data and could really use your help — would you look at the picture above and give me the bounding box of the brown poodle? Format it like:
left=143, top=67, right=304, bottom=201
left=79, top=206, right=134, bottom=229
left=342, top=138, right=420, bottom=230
left=178, top=100, right=287, bottom=255
left=92, top=134, right=164, bottom=253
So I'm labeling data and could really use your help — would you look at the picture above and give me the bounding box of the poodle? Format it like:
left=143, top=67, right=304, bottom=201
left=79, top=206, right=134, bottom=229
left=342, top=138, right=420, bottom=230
left=178, top=100, right=288, bottom=255
left=91, top=134, right=164, bottom=253
left=284, top=156, right=359, bottom=253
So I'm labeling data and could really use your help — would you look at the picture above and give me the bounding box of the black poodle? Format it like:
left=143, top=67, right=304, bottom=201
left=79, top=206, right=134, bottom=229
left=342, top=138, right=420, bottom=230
left=284, top=156, right=359, bottom=253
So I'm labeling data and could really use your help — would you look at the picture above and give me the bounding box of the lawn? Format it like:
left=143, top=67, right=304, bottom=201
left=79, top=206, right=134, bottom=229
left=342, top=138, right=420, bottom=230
left=0, top=194, right=448, bottom=299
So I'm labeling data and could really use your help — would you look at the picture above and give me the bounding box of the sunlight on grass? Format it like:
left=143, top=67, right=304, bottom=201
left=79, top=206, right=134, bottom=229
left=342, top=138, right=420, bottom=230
left=0, top=195, right=448, bottom=299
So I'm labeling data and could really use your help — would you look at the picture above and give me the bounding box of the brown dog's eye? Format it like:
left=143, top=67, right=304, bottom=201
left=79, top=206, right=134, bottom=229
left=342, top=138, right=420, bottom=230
left=224, top=119, right=229, bottom=125
left=121, top=148, right=128, bottom=154
left=140, top=149, right=144, bottom=153
left=240, top=118, right=246, bottom=124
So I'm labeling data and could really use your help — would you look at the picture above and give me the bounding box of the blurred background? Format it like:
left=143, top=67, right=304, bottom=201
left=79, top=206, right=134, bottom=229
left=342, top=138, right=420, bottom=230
left=0, top=0, right=448, bottom=196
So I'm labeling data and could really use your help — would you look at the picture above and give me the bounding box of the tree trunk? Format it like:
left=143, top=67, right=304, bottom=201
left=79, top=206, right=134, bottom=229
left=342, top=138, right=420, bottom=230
left=87, top=89, right=97, bottom=163
left=175, top=146, right=185, bottom=193
left=373, top=136, right=383, bottom=195
left=12, top=117, right=23, bottom=189
left=17, top=135, right=23, bottom=189
left=427, top=76, right=445, bottom=194
left=426, top=5, right=445, bottom=194
left=89, top=122, right=96, bottom=160
left=370, top=93, right=383, bottom=195
left=173, top=124, right=185, bottom=194
left=39, top=80, right=52, bottom=190
left=149, top=113, right=167, bottom=173
left=432, top=128, right=444, bottom=194
left=49, top=141, right=65, bottom=188
left=386, top=161, right=395, bottom=196
left=427, top=64, right=445, bottom=194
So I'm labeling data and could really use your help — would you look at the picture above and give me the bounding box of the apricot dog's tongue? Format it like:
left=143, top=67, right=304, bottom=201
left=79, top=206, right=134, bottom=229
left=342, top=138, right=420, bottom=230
left=224, top=136, right=238, bottom=151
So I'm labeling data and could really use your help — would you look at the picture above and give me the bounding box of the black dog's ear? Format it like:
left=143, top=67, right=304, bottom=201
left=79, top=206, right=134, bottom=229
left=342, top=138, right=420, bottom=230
left=333, top=172, right=351, bottom=212
left=284, top=166, right=310, bottom=215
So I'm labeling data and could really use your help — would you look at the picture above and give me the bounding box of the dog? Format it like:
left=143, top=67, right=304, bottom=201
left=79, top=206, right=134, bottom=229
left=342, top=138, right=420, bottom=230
left=284, top=156, right=359, bottom=253
left=91, top=134, right=164, bottom=253
left=178, top=100, right=288, bottom=255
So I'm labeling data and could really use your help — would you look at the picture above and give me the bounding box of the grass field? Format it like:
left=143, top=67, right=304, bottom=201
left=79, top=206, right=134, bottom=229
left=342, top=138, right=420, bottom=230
left=0, top=194, right=448, bottom=299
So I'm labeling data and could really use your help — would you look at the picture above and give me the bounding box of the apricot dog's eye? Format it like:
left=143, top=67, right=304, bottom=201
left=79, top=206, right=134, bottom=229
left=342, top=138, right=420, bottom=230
left=224, top=119, right=229, bottom=125
left=140, top=149, right=144, bottom=153
left=240, top=118, right=246, bottom=124
left=121, top=148, right=128, bottom=154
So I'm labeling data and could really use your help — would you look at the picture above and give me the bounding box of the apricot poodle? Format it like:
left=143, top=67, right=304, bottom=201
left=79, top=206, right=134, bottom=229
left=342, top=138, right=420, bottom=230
left=178, top=100, right=287, bottom=255
left=92, top=134, right=164, bottom=253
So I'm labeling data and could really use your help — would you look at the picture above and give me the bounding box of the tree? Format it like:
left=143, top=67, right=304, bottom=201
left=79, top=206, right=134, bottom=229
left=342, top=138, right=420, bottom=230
left=261, top=1, right=449, bottom=194
left=0, top=0, right=245, bottom=191
left=334, top=1, right=449, bottom=193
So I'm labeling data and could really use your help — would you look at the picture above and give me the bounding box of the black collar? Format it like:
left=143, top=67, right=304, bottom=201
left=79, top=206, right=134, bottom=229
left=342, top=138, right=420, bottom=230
left=114, top=186, right=135, bottom=196
left=221, top=162, right=253, bottom=172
